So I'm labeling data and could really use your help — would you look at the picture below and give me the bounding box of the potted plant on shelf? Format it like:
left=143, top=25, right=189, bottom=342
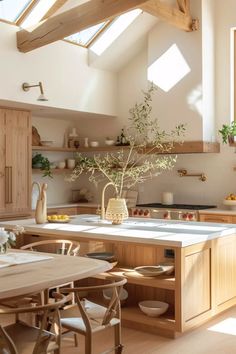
left=219, top=121, right=236, bottom=144
left=32, top=153, right=52, bottom=178
left=67, top=84, right=186, bottom=224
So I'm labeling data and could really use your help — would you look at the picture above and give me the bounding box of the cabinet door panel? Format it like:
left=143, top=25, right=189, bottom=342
left=183, top=248, right=211, bottom=321
left=215, top=235, right=236, bottom=306
left=0, top=110, right=6, bottom=213
left=0, top=108, right=31, bottom=216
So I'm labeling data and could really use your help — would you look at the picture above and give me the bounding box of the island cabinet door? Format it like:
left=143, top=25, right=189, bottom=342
left=214, top=235, right=236, bottom=311
left=181, top=243, right=211, bottom=329
left=0, top=108, right=31, bottom=217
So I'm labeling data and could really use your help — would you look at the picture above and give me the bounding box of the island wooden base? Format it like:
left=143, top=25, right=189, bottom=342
left=18, top=231, right=236, bottom=338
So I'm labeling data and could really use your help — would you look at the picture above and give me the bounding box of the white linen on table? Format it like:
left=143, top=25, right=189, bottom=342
left=0, top=252, right=53, bottom=268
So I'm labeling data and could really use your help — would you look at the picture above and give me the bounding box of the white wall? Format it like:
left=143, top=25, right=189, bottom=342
left=115, top=0, right=236, bottom=207
left=4, top=1, right=236, bottom=208
left=0, top=22, right=117, bottom=117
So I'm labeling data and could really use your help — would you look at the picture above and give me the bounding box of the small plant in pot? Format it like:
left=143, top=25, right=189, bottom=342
left=219, top=121, right=236, bottom=144
left=32, top=153, right=52, bottom=178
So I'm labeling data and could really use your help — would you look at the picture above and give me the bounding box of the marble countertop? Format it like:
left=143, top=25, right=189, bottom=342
left=1, top=215, right=236, bottom=248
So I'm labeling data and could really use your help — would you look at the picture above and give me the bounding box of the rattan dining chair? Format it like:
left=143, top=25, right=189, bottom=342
left=0, top=293, right=67, bottom=354
left=20, top=239, right=81, bottom=304
left=60, top=275, right=127, bottom=354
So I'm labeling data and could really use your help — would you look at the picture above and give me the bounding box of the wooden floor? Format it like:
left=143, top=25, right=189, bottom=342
left=2, top=305, right=236, bottom=353
left=61, top=306, right=236, bottom=354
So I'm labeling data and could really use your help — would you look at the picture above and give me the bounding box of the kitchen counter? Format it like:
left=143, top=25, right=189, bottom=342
left=1, top=215, right=236, bottom=248
left=199, top=207, right=236, bottom=215
left=1, top=215, right=236, bottom=338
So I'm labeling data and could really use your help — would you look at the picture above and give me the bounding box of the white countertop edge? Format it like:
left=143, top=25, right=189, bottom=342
left=1, top=215, right=236, bottom=248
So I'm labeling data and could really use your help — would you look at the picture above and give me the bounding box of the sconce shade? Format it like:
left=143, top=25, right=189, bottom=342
left=105, top=198, right=128, bottom=225
left=22, top=82, right=48, bottom=101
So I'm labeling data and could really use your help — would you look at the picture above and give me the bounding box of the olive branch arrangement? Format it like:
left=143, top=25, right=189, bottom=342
left=68, top=84, right=186, bottom=197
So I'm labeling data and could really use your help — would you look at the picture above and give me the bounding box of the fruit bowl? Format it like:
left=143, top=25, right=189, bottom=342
left=223, top=199, right=236, bottom=210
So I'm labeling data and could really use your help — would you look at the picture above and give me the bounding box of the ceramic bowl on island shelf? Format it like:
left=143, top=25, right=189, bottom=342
left=138, top=300, right=169, bottom=317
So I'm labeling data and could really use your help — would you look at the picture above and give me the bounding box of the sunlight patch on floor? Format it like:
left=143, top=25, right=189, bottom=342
left=208, top=317, right=236, bottom=336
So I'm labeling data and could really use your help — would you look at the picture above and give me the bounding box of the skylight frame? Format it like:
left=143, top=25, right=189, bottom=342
left=0, top=0, right=38, bottom=25
left=64, top=20, right=113, bottom=48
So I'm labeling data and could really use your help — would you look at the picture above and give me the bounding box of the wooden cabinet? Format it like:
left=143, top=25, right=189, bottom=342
left=199, top=213, right=233, bottom=223
left=0, top=108, right=31, bottom=218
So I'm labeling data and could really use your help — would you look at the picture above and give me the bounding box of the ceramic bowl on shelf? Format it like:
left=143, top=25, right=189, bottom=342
left=90, top=141, right=99, bottom=147
left=105, top=139, right=115, bottom=146
left=138, top=300, right=169, bottom=317
left=223, top=199, right=236, bottom=210
left=41, top=140, right=54, bottom=146
left=134, top=263, right=174, bottom=277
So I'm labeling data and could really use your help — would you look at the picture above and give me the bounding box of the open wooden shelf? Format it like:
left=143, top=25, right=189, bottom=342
left=107, top=267, right=175, bottom=290
left=122, top=307, right=176, bottom=331
left=32, top=141, right=220, bottom=154
left=144, top=141, right=220, bottom=154
left=32, top=168, right=74, bottom=173
left=32, top=145, right=130, bottom=152
left=95, top=267, right=175, bottom=290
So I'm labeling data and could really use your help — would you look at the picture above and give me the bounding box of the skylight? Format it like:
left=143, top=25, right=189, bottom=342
left=90, top=9, right=142, bottom=55
left=20, top=0, right=57, bottom=28
left=147, top=44, right=191, bottom=92
left=65, top=22, right=108, bottom=47
left=0, top=0, right=32, bottom=23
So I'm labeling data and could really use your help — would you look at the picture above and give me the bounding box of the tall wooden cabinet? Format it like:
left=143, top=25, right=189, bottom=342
left=0, top=108, right=31, bottom=218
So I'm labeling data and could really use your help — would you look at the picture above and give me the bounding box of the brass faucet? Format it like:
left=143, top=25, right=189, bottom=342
left=177, top=169, right=207, bottom=182
left=101, top=182, right=115, bottom=220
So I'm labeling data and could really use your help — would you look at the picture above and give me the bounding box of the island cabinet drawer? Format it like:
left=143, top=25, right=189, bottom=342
left=47, top=207, right=77, bottom=215
left=199, top=214, right=232, bottom=223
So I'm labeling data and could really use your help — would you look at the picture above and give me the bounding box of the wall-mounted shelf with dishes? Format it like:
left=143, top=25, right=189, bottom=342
left=32, top=145, right=130, bottom=152
left=32, top=141, right=220, bottom=154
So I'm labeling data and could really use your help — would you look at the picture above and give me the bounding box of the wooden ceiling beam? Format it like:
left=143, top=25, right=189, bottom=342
left=17, top=0, right=151, bottom=53
left=41, top=0, right=69, bottom=21
left=176, top=0, right=190, bottom=14
left=141, top=0, right=197, bottom=32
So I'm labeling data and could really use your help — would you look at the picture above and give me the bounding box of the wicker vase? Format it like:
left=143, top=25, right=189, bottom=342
left=105, top=198, right=129, bottom=225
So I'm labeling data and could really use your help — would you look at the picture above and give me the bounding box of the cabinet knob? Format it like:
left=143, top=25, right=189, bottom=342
left=0, top=172, right=4, bottom=177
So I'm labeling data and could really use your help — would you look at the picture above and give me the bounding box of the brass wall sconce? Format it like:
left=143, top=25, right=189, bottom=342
left=177, top=169, right=207, bottom=182
left=22, top=82, right=48, bottom=101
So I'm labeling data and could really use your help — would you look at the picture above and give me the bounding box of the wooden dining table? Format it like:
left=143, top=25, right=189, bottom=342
left=0, top=250, right=112, bottom=300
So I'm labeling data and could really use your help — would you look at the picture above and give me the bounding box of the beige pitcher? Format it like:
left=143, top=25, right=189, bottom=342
left=32, top=182, right=47, bottom=224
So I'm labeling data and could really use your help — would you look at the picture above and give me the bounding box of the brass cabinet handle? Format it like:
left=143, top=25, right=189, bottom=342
left=5, top=166, right=13, bottom=204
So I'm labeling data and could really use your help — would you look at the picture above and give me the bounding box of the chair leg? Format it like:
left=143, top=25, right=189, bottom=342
left=85, top=333, right=92, bottom=354
left=74, top=333, right=79, bottom=347
left=114, top=323, right=123, bottom=354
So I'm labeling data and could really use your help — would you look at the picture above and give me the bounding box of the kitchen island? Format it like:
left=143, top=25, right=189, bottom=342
left=1, top=215, right=236, bottom=338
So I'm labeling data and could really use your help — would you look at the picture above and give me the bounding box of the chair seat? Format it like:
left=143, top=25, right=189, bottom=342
left=61, top=299, right=120, bottom=334
left=3, top=322, right=58, bottom=354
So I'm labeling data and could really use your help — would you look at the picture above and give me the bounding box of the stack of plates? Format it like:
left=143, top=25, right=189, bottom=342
left=85, top=252, right=118, bottom=267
